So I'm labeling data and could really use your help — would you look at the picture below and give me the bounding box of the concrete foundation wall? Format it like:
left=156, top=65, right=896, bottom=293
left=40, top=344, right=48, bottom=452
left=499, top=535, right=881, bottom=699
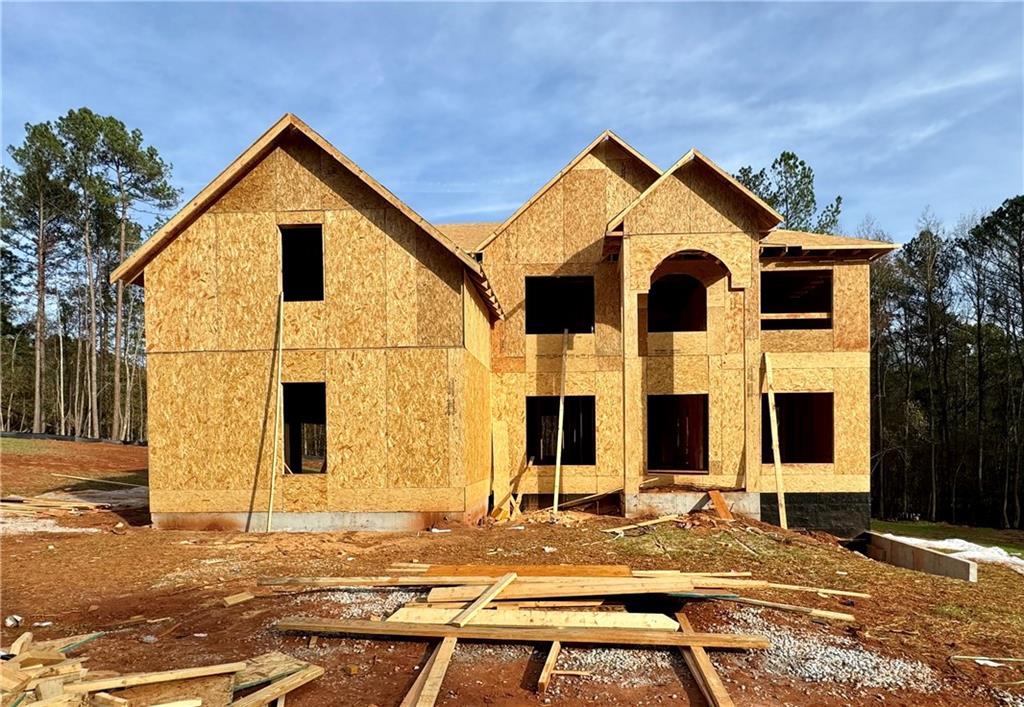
left=760, top=492, right=870, bottom=538
left=626, top=491, right=762, bottom=519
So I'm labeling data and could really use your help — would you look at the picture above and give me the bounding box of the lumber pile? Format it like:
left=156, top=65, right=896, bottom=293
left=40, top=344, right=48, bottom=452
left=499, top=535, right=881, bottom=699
left=268, top=562, right=870, bottom=706
left=0, top=496, right=107, bottom=516
left=0, top=631, right=321, bottom=707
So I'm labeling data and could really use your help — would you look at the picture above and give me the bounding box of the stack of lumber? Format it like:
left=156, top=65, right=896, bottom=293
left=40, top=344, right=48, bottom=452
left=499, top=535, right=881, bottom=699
left=268, top=562, right=871, bottom=706
left=0, top=632, right=321, bottom=707
left=0, top=496, right=106, bottom=516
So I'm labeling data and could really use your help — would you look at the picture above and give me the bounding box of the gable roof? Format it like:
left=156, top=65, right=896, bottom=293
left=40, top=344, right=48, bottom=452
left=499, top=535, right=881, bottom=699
left=607, top=148, right=784, bottom=233
left=110, top=113, right=503, bottom=319
left=761, top=229, right=899, bottom=261
left=436, top=222, right=501, bottom=253
left=476, top=130, right=661, bottom=252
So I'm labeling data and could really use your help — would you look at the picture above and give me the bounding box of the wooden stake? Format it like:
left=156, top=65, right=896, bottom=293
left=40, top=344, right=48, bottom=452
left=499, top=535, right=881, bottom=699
left=553, top=328, right=568, bottom=514
left=763, top=353, right=788, bottom=530
left=266, top=292, right=284, bottom=533
left=537, top=640, right=561, bottom=693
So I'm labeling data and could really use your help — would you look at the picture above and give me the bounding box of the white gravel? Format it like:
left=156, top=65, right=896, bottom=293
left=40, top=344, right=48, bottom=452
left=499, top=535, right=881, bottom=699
left=0, top=514, right=100, bottom=535
left=558, top=646, right=685, bottom=687
left=717, top=608, right=940, bottom=691
left=295, top=588, right=427, bottom=619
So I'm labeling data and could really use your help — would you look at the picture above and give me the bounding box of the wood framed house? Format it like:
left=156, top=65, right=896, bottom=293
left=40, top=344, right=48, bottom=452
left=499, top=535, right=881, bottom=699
left=112, top=114, right=896, bottom=536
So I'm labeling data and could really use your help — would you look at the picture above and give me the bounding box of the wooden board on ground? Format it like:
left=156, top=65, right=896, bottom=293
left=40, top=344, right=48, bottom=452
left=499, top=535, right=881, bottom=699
left=231, top=665, right=324, bottom=707
left=449, top=572, right=517, bottom=627
left=388, top=607, right=682, bottom=631
left=537, top=641, right=561, bottom=694
left=277, top=618, right=770, bottom=650
left=64, top=662, right=246, bottom=694
left=423, top=564, right=632, bottom=577
left=233, top=652, right=309, bottom=692
left=426, top=576, right=696, bottom=602
left=676, top=613, right=734, bottom=707
left=114, top=674, right=233, bottom=707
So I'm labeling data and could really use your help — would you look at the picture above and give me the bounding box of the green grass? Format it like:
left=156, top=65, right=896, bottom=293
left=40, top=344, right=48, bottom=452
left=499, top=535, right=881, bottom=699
left=871, top=519, right=1024, bottom=556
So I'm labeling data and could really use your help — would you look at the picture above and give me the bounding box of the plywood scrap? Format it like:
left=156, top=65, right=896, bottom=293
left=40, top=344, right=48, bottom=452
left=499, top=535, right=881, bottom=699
left=676, top=613, right=734, bottom=707
left=10, top=632, right=33, bottom=656
left=537, top=641, right=561, bottom=694
left=449, top=573, right=516, bottom=627
left=231, top=665, right=324, bottom=707
left=388, top=607, right=681, bottom=631
left=1, top=662, right=31, bottom=694
left=64, top=662, right=246, bottom=694
left=277, top=617, right=770, bottom=650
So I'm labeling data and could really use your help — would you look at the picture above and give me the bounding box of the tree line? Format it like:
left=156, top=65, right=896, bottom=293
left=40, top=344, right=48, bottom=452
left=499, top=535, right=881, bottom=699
left=737, top=153, right=1023, bottom=529
left=1, top=108, right=179, bottom=440
left=2, top=115, right=1021, bottom=529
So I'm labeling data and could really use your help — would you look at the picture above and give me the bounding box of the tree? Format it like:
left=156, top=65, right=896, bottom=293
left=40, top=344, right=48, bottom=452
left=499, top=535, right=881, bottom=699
left=100, top=116, right=178, bottom=439
left=57, top=108, right=109, bottom=438
left=1, top=122, right=74, bottom=432
left=735, top=151, right=843, bottom=233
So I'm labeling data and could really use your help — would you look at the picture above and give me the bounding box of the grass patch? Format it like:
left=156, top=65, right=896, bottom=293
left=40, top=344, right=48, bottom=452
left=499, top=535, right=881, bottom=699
left=872, top=519, right=1024, bottom=556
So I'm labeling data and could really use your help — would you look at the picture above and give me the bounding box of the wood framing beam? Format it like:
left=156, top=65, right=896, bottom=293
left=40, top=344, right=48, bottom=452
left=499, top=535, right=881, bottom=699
left=553, top=328, right=569, bottom=514
left=537, top=641, right=561, bottom=694
left=449, top=573, right=517, bottom=627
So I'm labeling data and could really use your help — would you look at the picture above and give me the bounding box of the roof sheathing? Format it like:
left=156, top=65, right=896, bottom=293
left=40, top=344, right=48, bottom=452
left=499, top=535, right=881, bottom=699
left=110, top=113, right=504, bottom=319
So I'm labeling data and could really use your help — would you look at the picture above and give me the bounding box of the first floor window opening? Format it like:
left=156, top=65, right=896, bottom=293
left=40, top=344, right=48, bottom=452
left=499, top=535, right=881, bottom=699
left=760, top=270, right=832, bottom=330
left=647, top=394, right=708, bottom=471
left=761, top=392, right=834, bottom=463
left=525, top=276, right=595, bottom=334
left=526, top=395, right=596, bottom=465
left=281, top=224, right=324, bottom=301
left=283, top=382, right=327, bottom=473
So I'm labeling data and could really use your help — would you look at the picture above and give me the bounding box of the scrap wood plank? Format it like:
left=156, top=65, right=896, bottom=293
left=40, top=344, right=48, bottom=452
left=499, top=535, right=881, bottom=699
left=223, top=592, right=255, bottom=607
left=632, top=570, right=751, bottom=578
left=426, top=577, right=696, bottom=602
left=553, top=328, right=569, bottom=514
left=707, top=490, right=735, bottom=521
left=262, top=573, right=637, bottom=587
left=766, top=583, right=870, bottom=599
left=411, top=637, right=457, bottom=707
left=763, top=353, right=788, bottom=530
left=49, top=474, right=145, bottom=488
left=388, top=607, right=682, bottom=631
left=91, top=694, right=129, bottom=706
left=9, top=632, right=32, bottom=656
left=602, top=515, right=681, bottom=534
left=537, top=641, right=561, bottom=694
left=0, top=661, right=31, bottom=693
left=276, top=618, right=770, bottom=650
left=231, top=665, right=324, bottom=707
left=413, top=599, right=605, bottom=610
left=64, top=662, right=247, bottom=694
left=449, top=573, right=516, bottom=627
left=233, top=653, right=309, bottom=693
left=676, top=613, right=734, bottom=707
left=719, top=597, right=855, bottom=622
left=423, top=564, right=631, bottom=578
left=398, top=638, right=456, bottom=707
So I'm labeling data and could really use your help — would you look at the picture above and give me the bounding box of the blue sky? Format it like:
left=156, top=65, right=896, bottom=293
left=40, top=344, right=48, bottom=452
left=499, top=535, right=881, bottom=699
left=3, top=2, right=1022, bottom=242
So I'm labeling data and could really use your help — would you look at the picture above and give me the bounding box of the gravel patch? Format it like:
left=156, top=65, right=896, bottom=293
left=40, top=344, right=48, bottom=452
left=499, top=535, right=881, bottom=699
left=558, top=646, right=685, bottom=687
left=294, top=588, right=427, bottom=619
left=995, top=689, right=1024, bottom=707
left=717, top=608, right=940, bottom=691
left=0, top=514, right=100, bottom=535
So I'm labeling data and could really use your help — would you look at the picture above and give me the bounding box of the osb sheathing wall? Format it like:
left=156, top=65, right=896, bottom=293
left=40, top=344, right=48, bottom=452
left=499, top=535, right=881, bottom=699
left=484, top=139, right=654, bottom=498
left=620, top=160, right=872, bottom=497
left=145, top=131, right=485, bottom=516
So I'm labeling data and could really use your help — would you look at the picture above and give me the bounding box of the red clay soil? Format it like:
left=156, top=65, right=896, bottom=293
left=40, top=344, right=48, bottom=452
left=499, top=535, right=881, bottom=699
left=1, top=439, right=1022, bottom=706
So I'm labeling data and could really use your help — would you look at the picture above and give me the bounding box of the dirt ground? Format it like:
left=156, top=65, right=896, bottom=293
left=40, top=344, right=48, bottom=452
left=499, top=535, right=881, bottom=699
left=2, top=438, right=1023, bottom=706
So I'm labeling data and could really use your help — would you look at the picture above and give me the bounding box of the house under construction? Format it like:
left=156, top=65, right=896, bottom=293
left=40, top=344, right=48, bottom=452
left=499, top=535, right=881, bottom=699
left=111, top=114, right=896, bottom=536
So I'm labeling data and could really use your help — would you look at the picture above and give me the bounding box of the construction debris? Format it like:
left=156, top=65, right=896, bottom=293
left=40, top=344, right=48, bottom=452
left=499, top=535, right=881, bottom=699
left=0, top=633, right=323, bottom=707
